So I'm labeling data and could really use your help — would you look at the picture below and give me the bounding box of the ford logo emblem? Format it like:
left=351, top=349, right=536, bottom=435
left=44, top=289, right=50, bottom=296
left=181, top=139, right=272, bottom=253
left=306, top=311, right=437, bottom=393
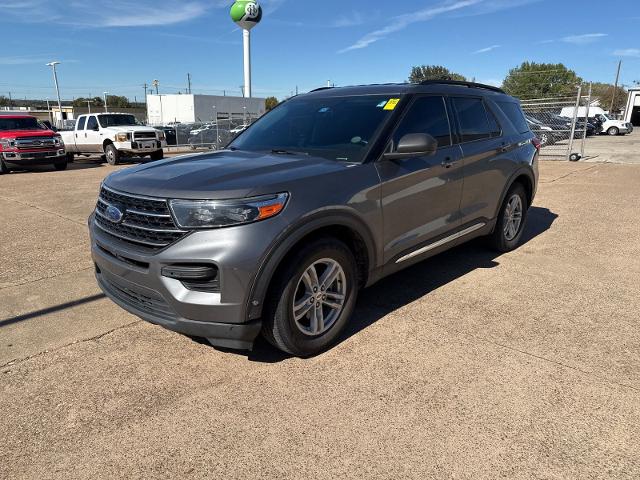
left=33, top=141, right=42, bottom=146
left=105, top=205, right=125, bottom=223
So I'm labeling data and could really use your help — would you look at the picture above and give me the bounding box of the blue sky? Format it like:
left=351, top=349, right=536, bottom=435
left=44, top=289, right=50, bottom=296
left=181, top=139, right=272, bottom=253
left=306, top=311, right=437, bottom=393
left=2, top=0, right=639, bottom=101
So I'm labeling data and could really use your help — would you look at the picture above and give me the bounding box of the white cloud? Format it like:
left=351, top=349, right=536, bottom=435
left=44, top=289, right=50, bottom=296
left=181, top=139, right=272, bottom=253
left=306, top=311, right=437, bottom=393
left=613, top=48, right=640, bottom=57
left=0, top=54, right=55, bottom=65
left=339, top=0, right=540, bottom=53
left=333, top=11, right=367, bottom=28
left=473, top=44, right=501, bottom=54
left=561, top=33, right=608, bottom=45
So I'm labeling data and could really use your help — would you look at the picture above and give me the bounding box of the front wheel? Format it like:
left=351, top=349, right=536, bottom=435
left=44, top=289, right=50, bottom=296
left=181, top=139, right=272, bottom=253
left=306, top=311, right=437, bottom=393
left=53, top=160, right=68, bottom=171
left=0, top=159, right=9, bottom=174
left=105, top=144, right=120, bottom=165
left=487, top=183, right=529, bottom=253
left=149, top=149, right=164, bottom=161
left=262, top=238, right=358, bottom=357
left=607, top=127, right=619, bottom=136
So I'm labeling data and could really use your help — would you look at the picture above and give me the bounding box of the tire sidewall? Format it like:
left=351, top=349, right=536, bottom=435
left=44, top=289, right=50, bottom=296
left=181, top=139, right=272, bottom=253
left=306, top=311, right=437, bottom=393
left=105, top=144, right=119, bottom=165
left=495, top=184, right=528, bottom=251
left=272, top=241, right=358, bottom=356
left=608, top=127, right=619, bottom=136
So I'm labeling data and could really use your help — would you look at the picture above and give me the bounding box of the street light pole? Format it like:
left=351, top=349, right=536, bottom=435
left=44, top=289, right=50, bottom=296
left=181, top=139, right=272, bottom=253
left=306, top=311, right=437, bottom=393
left=103, top=92, right=109, bottom=113
left=213, top=105, right=219, bottom=149
left=46, top=61, right=63, bottom=128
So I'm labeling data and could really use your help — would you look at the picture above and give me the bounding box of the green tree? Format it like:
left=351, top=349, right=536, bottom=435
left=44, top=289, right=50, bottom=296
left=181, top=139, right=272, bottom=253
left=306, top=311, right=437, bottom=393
left=502, top=62, right=582, bottom=99
left=408, top=65, right=467, bottom=83
left=72, top=96, right=104, bottom=108
left=0, top=95, right=10, bottom=107
left=105, top=95, right=132, bottom=108
left=589, top=82, right=627, bottom=113
left=265, top=96, right=279, bottom=111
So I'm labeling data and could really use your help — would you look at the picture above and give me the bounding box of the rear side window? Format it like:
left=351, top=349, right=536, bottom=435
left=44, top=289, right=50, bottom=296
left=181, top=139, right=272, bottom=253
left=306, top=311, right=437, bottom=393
left=393, top=96, right=452, bottom=147
left=86, top=116, right=98, bottom=130
left=77, top=116, right=87, bottom=130
left=452, top=97, right=500, bottom=142
left=495, top=101, right=529, bottom=134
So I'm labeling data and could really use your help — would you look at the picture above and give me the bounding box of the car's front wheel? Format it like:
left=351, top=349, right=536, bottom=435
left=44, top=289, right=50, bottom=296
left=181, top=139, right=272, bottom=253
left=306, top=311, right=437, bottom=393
left=488, top=183, right=529, bottom=253
left=53, top=159, right=68, bottom=171
left=263, top=238, right=358, bottom=357
left=0, top=159, right=9, bottom=174
left=607, top=126, right=619, bottom=136
left=105, top=144, right=120, bottom=165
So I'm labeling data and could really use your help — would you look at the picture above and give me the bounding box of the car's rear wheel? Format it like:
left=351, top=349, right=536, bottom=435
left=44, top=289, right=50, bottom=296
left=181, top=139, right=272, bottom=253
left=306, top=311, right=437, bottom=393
left=488, top=183, right=529, bottom=253
left=262, top=238, right=358, bottom=357
left=607, top=126, right=619, bottom=136
left=105, top=144, right=120, bottom=165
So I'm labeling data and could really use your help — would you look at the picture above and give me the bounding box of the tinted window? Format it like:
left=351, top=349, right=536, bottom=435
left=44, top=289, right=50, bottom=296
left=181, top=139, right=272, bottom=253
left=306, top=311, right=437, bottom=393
left=86, top=116, right=98, bottom=130
left=393, top=96, right=451, bottom=147
left=0, top=117, right=46, bottom=131
left=496, top=101, right=529, bottom=134
left=98, top=114, right=138, bottom=127
left=77, top=116, right=87, bottom=131
left=231, top=94, right=399, bottom=162
left=452, top=97, right=497, bottom=142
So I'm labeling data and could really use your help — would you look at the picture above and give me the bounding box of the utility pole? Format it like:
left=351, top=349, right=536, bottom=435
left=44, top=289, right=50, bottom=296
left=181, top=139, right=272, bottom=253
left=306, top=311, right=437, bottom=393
left=87, top=99, right=92, bottom=113
left=45, top=61, right=63, bottom=128
left=103, top=92, right=109, bottom=112
left=187, top=73, right=192, bottom=94
left=152, top=80, right=159, bottom=95
left=143, top=83, right=148, bottom=99
left=8, top=92, right=12, bottom=108
left=610, top=60, right=622, bottom=114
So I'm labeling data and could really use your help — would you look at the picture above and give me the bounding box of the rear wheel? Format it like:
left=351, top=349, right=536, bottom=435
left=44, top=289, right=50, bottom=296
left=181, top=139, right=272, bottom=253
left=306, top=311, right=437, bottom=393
left=607, top=126, right=619, bottom=136
left=53, top=160, right=68, bottom=171
left=150, top=149, right=164, bottom=161
left=262, top=238, right=358, bottom=357
left=105, top=144, right=120, bottom=165
left=488, top=183, right=529, bottom=253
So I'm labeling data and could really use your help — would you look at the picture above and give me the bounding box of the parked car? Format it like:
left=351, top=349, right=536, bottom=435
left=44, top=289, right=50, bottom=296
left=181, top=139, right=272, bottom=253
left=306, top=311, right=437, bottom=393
left=90, top=81, right=539, bottom=357
left=59, top=113, right=166, bottom=165
left=0, top=115, right=67, bottom=173
left=155, top=126, right=177, bottom=146
left=560, top=107, right=632, bottom=136
left=525, top=115, right=556, bottom=146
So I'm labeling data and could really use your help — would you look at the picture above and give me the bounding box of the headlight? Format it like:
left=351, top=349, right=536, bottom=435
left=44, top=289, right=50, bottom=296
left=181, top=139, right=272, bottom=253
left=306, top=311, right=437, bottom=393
left=115, top=133, right=130, bottom=142
left=169, top=193, right=288, bottom=229
left=53, top=135, right=64, bottom=146
left=0, top=138, right=16, bottom=149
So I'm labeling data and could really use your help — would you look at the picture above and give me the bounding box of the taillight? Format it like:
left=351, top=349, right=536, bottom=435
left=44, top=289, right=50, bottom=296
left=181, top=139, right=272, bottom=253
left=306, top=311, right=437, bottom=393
left=531, top=138, right=541, bottom=151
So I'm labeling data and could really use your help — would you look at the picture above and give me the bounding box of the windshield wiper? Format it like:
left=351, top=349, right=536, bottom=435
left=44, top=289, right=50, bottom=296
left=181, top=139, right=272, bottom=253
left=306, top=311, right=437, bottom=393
left=271, top=149, right=309, bottom=156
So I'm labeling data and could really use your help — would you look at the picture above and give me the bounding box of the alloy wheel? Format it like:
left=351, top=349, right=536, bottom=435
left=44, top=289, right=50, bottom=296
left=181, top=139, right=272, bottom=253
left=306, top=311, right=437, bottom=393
left=292, top=258, right=346, bottom=336
left=503, top=194, right=523, bottom=241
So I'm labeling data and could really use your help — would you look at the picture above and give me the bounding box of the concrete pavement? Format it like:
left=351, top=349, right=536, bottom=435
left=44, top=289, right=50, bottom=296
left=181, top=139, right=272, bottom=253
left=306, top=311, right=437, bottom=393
left=1, top=158, right=639, bottom=479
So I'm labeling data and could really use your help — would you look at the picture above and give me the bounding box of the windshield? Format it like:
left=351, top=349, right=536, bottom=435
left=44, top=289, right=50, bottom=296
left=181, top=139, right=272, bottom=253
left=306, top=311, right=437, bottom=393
left=0, top=117, right=47, bottom=131
left=230, top=94, right=402, bottom=162
left=98, top=114, right=139, bottom=127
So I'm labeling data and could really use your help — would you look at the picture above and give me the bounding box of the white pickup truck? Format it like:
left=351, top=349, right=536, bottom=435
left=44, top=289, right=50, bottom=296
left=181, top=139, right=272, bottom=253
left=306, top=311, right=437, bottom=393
left=60, top=113, right=166, bottom=165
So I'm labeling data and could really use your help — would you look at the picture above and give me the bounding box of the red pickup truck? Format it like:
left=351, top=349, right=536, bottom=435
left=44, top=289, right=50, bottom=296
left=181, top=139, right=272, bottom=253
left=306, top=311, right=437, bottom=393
left=0, top=115, right=67, bottom=174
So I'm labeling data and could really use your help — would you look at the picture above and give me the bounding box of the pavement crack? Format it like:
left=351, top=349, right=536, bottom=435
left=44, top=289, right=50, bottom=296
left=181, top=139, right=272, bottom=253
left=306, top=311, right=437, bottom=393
left=0, top=320, right=142, bottom=369
left=0, top=266, right=93, bottom=291
left=0, top=194, right=86, bottom=226
left=540, top=163, right=601, bottom=184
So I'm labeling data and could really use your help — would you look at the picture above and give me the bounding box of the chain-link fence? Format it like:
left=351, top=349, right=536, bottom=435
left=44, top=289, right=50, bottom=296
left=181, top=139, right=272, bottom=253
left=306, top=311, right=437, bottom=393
left=520, top=86, right=597, bottom=161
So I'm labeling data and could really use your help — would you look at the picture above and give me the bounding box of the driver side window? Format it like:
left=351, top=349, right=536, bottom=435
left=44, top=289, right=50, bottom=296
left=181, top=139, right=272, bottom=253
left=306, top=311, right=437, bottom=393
left=393, top=96, right=452, bottom=148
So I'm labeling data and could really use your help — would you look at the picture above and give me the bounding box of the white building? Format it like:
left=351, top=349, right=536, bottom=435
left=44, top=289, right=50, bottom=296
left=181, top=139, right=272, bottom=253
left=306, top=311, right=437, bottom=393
left=146, top=94, right=266, bottom=125
left=624, top=88, right=640, bottom=126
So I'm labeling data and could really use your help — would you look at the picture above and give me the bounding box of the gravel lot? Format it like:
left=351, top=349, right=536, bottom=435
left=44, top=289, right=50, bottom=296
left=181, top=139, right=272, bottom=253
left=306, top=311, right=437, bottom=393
left=1, top=143, right=639, bottom=478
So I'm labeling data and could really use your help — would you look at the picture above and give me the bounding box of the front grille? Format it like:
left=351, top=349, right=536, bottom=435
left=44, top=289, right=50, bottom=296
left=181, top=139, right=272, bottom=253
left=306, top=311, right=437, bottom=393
left=134, top=131, right=157, bottom=140
left=94, top=185, right=188, bottom=250
left=19, top=151, right=58, bottom=159
left=16, top=137, right=56, bottom=149
left=99, top=272, right=176, bottom=321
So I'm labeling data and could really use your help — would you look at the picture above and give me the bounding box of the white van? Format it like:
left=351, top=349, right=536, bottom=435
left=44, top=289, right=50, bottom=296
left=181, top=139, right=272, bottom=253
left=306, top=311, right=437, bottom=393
left=560, top=106, right=632, bottom=136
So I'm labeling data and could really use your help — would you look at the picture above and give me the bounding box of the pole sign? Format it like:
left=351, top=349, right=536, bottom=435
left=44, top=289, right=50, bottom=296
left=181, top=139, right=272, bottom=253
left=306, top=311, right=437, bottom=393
left=230, top=1, right=262, bottom=30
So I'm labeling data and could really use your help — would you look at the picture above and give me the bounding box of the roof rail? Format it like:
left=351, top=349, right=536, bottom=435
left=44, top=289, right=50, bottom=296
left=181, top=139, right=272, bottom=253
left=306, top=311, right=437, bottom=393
left=418, top=80, right=505, bottom=94
left=308, top=86, right=335, bottom=93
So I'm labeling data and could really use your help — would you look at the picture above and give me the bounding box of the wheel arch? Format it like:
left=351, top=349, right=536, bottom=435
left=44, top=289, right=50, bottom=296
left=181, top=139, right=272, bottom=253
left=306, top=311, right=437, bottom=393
left=493, top=167, right=535, bottom=221
left=103, top=139, right=114, bottom=151
left=246, top=211, right=378, bottom=322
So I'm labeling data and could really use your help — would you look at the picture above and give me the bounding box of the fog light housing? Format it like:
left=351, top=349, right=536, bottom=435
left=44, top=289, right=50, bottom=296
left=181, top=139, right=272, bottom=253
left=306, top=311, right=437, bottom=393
left=161, top=264, right=220, bottom=293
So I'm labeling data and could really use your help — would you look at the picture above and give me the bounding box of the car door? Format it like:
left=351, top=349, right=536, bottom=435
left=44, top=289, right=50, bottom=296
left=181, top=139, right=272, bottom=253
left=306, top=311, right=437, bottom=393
left=375, top=95, right=464, bottom=264
left=84, top=115, right=102, bottom=152
left=451, top=96, right=513, bottom=226
left=72, top=116, right=87, bottom=151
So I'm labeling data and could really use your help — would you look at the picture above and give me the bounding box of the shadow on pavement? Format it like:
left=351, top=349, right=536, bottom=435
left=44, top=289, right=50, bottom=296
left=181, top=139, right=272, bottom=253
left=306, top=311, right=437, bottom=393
left=0, top=294, right=106, bottom=328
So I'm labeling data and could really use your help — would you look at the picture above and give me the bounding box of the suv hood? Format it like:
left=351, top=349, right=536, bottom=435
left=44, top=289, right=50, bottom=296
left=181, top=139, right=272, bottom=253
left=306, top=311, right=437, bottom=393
left=105, top=150, right=351, bottom=199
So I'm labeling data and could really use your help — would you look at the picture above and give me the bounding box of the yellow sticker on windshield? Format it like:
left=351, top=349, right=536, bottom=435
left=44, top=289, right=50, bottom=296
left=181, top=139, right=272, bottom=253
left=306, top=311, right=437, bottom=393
left=384, top=98, right=400, bottom=110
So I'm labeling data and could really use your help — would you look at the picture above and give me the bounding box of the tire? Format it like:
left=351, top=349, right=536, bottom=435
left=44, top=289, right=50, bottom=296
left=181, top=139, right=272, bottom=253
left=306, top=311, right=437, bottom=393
left=105, top=144, right=120, bottom=165
left=150, top=149, right=164, bottom=161
left=66, top=153, right=74, bottom=163
left=569, top=153, right=581, bottom=162
left=0, top=159, right=9, bottom=174
left=487, top=183, right=529, bottom=253
left=539, top=132, right=555, bottom=147
left=607, top=127, right=619, bottom=136
left=53, top=160, right=68, bottom=171
left=262, top=238, right=358, bottom=357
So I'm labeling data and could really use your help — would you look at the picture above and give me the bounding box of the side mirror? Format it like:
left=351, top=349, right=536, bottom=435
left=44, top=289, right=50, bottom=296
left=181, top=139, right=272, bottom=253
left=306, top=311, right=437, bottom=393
left=383, top=133, right=438, bottom=160
left=93, top=125, right=100, bottom=131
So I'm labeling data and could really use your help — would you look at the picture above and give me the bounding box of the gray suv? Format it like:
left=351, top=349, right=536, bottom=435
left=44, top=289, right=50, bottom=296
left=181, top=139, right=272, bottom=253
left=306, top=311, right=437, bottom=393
left=90, top=81, right=539, bottom=357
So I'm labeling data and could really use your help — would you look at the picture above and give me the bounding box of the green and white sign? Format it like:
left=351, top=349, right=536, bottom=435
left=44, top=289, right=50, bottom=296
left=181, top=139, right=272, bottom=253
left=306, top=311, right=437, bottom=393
left=230, top=1, right=262, bottom=30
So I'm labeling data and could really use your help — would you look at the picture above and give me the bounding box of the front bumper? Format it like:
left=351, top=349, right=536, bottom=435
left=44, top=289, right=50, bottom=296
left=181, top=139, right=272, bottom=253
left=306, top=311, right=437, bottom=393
left=2, top=149, right=66, bottom=165
left=89, top=212, right=285, bottom=350
left=114, top=140, right=166, bottom=155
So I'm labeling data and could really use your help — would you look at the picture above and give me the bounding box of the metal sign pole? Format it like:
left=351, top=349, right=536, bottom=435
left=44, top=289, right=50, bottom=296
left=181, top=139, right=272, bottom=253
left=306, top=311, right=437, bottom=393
left=567, top=85, right=582, bottom=161
left=581, top=83, right=592, bottom=158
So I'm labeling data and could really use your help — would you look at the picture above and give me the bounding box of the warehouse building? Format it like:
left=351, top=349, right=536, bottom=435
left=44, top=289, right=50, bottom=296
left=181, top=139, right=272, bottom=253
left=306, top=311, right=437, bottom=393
left=624, top=88, right=640, bottom=127
left=146, top=94, right=266, bottom=126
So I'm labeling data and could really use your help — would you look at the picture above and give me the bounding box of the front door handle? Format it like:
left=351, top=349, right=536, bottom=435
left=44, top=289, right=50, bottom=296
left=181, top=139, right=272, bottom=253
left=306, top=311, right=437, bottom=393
left=441, top=158, right=457, bottom=168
